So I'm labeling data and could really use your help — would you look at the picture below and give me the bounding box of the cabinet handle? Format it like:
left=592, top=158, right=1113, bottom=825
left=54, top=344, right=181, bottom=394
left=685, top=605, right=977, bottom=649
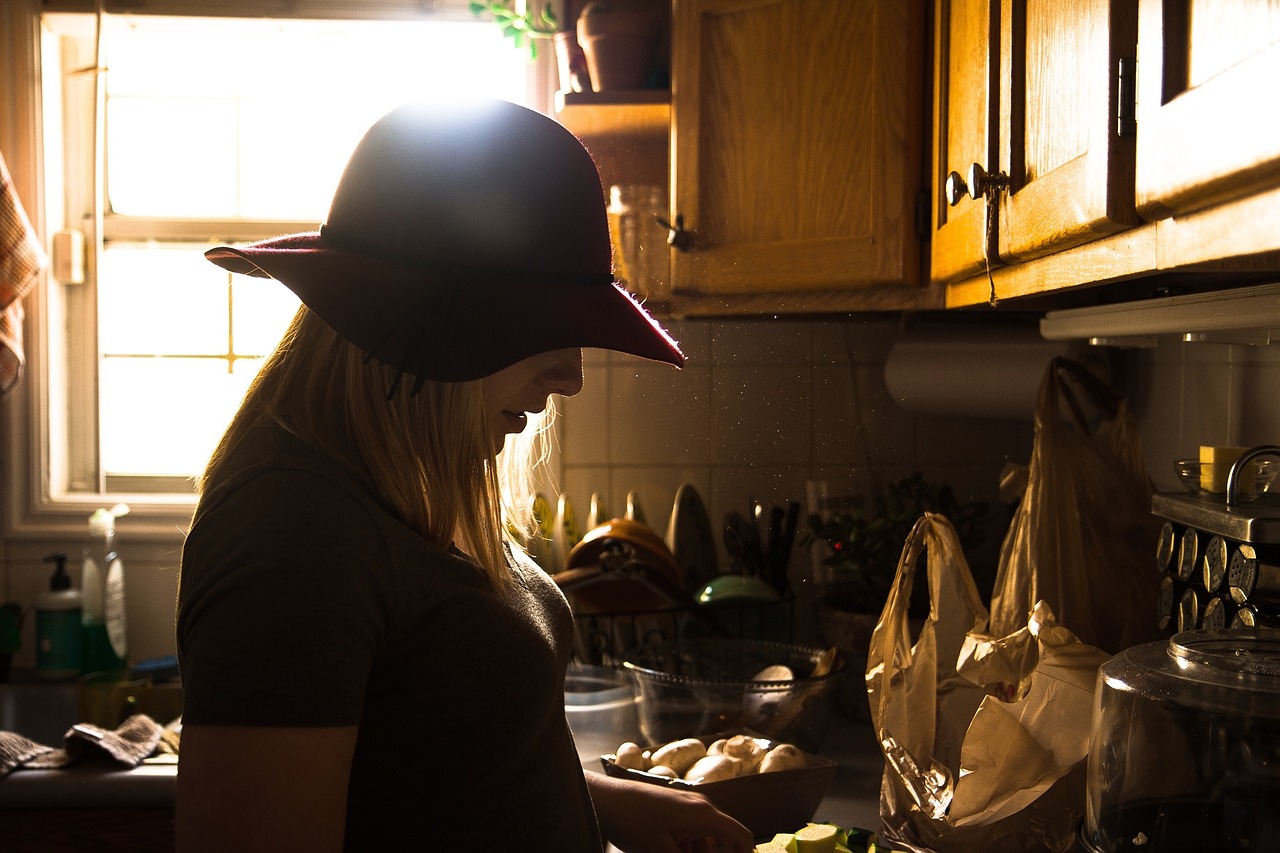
left=657, top=213, right=691, bottom=252
left=944, top=163, right=1008, bottom=206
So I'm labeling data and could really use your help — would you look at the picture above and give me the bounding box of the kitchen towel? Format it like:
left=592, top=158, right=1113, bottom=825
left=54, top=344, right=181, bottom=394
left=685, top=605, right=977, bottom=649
left=0, top=714, right=175, bottom=778
left=0, top=150, right=47, bottom=399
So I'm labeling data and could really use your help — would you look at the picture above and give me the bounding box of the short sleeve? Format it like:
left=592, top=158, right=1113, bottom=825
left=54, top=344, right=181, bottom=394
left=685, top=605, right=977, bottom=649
left=177, top=467, right=390, bottom=726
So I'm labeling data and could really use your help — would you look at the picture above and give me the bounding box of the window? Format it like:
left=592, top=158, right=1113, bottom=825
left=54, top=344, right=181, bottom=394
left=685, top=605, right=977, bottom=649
left=27, top=5, right=542, bottom=528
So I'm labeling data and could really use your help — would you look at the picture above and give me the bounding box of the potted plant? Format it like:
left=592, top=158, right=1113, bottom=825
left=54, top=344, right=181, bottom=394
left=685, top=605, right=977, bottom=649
left=0, top=601, right=23, bottom=682
left=805, top=472, right=991, bottom=719
left=468, top=1, right=561, bottom=58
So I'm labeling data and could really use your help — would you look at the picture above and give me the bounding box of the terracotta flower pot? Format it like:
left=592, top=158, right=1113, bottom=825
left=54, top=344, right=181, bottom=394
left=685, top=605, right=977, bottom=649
left=576, top=0, right=666, bottom=92
left=554, top=30, right=591, bottom=93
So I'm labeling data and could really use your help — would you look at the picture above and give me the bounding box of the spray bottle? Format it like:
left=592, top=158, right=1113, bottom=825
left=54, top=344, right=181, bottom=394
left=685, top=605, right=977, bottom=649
left=81, top=504, right=129, bottom=673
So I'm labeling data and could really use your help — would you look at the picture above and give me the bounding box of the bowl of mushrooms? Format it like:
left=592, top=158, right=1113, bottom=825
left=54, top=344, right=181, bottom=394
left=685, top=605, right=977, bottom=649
left=600, top=730, right=837, bottom=838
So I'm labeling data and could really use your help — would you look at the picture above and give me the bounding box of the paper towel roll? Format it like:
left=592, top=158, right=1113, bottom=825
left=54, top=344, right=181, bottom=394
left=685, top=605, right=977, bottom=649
left=884, top=328, right=1076, bottom=419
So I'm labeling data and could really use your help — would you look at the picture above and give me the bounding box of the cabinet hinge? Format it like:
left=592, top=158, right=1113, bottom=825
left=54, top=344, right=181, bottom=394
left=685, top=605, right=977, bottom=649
left=1117, top=56, right=1137, bottom=138
left=915, top=188, right=930, bottom=238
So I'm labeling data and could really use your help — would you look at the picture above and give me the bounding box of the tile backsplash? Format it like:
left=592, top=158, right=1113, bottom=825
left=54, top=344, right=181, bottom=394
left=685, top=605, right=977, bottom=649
left=6, top=313, right=1280, bottom=665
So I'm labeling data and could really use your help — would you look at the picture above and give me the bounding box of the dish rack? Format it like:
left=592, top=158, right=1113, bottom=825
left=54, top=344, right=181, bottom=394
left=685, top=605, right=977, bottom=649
left=1152, top=446, right=1280, bottom=632
left=570, top=598, right=795, bottom=667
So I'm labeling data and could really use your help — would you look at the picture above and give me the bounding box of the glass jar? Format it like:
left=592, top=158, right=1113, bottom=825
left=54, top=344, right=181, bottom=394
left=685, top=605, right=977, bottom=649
left=607, top=184, right=669, bottom=300
left=1082, top=629, right=1280, bottom=851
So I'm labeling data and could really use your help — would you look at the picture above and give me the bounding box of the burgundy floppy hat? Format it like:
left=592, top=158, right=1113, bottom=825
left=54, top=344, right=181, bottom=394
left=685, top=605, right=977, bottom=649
left=205, top=99, right=683, bottom=381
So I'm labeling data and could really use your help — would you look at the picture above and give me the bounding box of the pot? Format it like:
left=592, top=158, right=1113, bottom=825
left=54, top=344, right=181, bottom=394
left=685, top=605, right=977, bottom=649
left=576, top=0, right=666, bottom=92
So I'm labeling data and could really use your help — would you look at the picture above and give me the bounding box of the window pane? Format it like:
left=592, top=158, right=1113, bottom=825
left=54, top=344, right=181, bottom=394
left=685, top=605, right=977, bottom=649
left=232, top=278, right=302, bottom=356
left=100, top=356, right=263, bottom=477
left=107, top=98, right=240, bottom=217
left=99, top=244, right=233, bottom=355
left=103, top=16, right=530, bottom=220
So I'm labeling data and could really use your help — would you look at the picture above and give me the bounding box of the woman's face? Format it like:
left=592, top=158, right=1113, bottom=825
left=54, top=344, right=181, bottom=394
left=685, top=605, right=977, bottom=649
left=480, top=347, right=584, bottom=453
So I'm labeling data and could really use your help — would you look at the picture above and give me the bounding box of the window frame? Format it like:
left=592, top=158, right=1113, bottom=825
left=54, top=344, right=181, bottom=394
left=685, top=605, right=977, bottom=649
left=2, top=0, right=556, bottom=541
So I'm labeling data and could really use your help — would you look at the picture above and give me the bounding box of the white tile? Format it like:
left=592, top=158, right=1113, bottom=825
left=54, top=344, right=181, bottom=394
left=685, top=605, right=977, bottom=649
left=914, top=417, right=1030, bottom=467
left=661, top=319, right=713, bottom=367
left=708, top=320, right=813, bottom=367
left=562, top=363, right=611, bottom=465
left=607, top=363, right=711, bottom=465
left=812, top=364, right=914, bottom=467
left=709, top=364, right=811, bottom=465
left=1240, top=357, right=1280, bottom=446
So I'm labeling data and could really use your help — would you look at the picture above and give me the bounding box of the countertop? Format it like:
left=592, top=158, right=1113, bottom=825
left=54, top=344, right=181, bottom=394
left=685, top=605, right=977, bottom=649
left=2, top=700, right=885, bottom=838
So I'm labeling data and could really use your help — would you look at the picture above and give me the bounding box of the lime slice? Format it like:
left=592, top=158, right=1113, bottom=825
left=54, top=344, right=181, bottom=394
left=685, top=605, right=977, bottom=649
left=793, top=823, right=839, bottom=853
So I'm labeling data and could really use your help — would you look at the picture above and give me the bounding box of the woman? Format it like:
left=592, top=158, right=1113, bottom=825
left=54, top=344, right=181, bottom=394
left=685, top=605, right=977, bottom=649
left=175, top=100, right=753, bottom=853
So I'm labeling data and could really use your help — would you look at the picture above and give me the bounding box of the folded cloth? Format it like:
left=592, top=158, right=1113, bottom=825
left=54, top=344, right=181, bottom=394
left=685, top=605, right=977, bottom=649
left=0, top=714, right=170, bottom=779
left=0, top=150, right=47, bottom=398
left=0, top=732, right=56, bottom=777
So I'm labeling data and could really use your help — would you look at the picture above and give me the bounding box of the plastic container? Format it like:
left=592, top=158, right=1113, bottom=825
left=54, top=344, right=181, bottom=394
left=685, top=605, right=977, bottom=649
left=1082, top=629, right=1280, bottom=851
left=564, top=663, right=640, bottom=766
left=35, top=552, right=81, bottom=680
left=622, top=638, right=841, bottom=753
left=81, top=504, right=129, bottom=674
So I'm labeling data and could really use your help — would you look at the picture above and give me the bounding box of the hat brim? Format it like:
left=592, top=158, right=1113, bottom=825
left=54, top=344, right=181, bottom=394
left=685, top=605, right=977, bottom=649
left=206, top=233, right=685, bottom=381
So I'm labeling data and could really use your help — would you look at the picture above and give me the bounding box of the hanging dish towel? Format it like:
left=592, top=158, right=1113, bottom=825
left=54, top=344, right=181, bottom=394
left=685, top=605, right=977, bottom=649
left=0, top=150, right=47, bottom=398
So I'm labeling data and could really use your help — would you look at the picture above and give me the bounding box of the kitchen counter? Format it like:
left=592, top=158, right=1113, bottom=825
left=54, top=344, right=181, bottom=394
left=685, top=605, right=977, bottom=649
left=1, top=699, right=885, bottom=848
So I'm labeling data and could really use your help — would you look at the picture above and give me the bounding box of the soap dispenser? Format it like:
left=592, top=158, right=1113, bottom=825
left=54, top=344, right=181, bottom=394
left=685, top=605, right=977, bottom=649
left=36, top=552, right=82, bottom=680
left=81, top=504, right=129, bottom=673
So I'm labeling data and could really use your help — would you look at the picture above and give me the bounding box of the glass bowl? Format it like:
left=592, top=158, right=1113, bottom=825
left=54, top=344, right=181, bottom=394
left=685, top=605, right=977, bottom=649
left=1173, top=458, right=1275, bottom=497
left=622, top=638, right=842, bottom=753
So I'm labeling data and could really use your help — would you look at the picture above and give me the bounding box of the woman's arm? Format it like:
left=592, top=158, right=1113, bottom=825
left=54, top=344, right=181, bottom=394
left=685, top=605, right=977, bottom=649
left=586, top=770, right=755, bottom=853
left=176, top=724, right=359, bottom=853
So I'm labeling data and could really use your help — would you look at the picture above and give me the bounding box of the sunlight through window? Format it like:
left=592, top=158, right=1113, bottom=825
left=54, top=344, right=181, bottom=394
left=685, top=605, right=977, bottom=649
left=89, top=15, right=529, bottom=483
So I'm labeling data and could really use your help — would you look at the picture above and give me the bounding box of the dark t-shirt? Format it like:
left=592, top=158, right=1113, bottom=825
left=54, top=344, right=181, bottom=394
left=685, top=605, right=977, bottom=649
left=177, top=424, right=602, bottom=851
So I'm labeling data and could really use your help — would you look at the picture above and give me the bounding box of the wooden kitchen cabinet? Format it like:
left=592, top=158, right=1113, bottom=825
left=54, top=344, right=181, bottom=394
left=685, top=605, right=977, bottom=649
left=941, top=0, right=1280, bottom=308
left=558, top=0, right=938, bottom=317
left=931, top=0, right=1138, bottom=287
left=666, top=0, right=932, bottom=315
left=1134, top=0, right=1280, bottom=219
left=929, top=0, right=997, bottom=285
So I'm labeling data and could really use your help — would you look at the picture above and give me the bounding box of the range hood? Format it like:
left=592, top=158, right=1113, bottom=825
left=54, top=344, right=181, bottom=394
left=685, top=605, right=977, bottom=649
left=1039, top=282, right=1280, bottom=344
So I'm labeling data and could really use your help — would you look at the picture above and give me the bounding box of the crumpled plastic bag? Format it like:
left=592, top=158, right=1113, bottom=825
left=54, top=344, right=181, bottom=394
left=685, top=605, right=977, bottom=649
left=989, top=357, right=1160, bottom=654
left=866, top=513, right=1109, bottom=853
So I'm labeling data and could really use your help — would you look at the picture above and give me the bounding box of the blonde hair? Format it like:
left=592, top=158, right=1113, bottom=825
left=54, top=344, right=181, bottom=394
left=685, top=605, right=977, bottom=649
left=202, top=306, right=551, bottom=587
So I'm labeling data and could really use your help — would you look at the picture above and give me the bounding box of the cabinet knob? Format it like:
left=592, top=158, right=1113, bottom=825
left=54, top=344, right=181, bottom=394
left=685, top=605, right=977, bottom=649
left=658, top=213, right=691, bottom=252
left=945, top=171, right=970, bottom=206
left=945, top=163, right=1008, bottom=206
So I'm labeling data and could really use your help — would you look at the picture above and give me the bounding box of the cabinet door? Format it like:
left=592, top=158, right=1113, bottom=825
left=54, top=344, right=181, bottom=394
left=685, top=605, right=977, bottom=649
left=669, top=0, right=925, bottom=301
left=996, top=0, right=1138, bottom=263
left=930, top=0, right=999, bottom=285
left=1135, top=0, right=1280, bottom=218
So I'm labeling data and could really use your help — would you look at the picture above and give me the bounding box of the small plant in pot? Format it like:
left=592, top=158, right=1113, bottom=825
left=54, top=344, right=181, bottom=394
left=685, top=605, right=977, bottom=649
left=805, top=472, right=990, bottom=719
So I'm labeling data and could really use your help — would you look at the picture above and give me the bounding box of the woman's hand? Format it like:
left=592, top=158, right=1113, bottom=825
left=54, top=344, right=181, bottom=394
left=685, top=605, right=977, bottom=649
left=586, top=770, right=755, bottom=853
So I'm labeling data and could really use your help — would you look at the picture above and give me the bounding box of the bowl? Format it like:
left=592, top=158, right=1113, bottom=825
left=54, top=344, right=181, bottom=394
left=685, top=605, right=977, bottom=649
left=695, top=574, right=780, bottom=604
left=600, top=729, right=837, bottom=839
left=622, top=639, right=842, bottom=753
left=1174, top=458, right=1276, bottom=497
left=564, top=663, right=640, bottom=767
